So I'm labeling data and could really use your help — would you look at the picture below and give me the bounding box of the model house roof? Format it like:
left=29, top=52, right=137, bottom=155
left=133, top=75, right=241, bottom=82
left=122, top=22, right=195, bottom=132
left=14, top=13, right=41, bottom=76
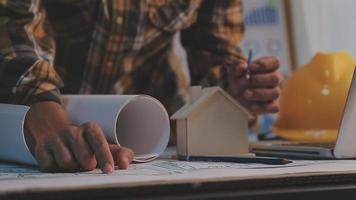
left=171, top=86, right=254, bottom=120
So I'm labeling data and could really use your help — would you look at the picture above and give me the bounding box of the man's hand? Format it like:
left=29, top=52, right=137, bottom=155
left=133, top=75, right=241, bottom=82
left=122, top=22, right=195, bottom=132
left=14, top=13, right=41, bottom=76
left=24, top=101, right=134, bottom=173
left=226, top=56, right=282, bottom=115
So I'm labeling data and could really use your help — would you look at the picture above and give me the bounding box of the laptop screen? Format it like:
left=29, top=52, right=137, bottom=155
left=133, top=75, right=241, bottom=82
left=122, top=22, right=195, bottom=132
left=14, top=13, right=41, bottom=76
left=334, top=67, right=356, bottom=158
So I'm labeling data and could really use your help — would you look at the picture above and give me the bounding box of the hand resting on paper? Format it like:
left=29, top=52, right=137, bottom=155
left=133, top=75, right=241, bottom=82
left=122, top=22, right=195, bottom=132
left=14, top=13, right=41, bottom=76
left=24, top=101, right=134, bottom=173
left=226, top=56, right=282, bottom=116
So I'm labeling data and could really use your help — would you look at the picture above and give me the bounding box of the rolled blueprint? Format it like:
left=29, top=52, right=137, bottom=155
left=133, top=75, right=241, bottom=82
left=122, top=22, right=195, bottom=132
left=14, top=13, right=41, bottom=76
left=0, top=95, right=170, bottom=165
left=62, top=95, right=170, bottom=162
left=0, top=104, right=35, bottom=165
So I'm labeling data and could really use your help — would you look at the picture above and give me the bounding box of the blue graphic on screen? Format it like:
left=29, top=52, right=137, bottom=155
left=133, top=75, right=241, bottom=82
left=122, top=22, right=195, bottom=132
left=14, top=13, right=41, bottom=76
left=245, top=4, right=279, bottom=26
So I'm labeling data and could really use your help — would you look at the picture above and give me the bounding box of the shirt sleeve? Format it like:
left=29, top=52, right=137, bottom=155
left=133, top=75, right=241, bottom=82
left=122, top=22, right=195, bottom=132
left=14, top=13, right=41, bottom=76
left=181, top=0, right=245, bottom=88
left=0, top=0, right=63, bottom=105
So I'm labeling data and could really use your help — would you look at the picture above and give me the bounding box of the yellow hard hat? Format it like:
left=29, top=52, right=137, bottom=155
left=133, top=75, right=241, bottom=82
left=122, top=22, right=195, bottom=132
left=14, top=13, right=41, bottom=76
left=274, top=52, right=356, bottom=142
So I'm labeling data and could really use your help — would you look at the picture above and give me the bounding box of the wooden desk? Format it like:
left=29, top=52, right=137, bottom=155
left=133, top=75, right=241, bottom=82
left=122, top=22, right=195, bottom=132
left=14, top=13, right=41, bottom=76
left=1, top=159, right=356, bottom=200
left=2, top=173, right=356, bottom=200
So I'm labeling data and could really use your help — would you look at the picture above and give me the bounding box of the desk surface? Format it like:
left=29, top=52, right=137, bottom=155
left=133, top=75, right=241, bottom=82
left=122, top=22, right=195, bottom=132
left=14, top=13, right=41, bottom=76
left=3, top=172, right=356, bottom=200
left=2, top=149, right=356, bottom=200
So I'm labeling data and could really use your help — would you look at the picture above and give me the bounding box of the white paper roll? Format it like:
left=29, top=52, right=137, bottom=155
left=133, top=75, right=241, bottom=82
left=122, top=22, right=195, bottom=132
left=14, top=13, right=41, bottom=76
left=0, top=104, right=36, bottom=165
left=62, top=95, right=170, bottom=162
left=0, top=95, right=170, bottom=165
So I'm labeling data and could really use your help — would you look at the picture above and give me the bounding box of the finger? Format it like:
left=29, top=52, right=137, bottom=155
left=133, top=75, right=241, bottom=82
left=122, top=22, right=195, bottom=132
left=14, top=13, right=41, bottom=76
left=227, top=75, right=249, bottom=96
left=82, top=122, right=114, bottom=174
left=226, top=58, right=248, bottom=77
left=48, top=136, right=80, bottom=171
left=61, top=126, right=97, bottom=171
left=249, top=56, right=280, bottom=74
left=34, top=143, right=57, bottom=172
left=248, top=72, right=283, bottom=89
left=109, top=144, right=134, bottom=169
left=247, top=101, right=280, bottom=115
left=244, top=88, right=281, bottom=102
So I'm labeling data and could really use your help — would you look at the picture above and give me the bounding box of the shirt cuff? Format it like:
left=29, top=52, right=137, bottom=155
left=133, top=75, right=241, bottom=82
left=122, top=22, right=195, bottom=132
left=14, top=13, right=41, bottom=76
left=29, top=90, right=62, bottom=105
left=10, top=60, right=64, bottom=105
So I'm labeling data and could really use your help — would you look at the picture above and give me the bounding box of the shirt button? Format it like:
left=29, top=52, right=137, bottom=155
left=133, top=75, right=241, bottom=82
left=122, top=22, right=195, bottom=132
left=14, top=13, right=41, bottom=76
left=116, top=16, right=123, bottom=24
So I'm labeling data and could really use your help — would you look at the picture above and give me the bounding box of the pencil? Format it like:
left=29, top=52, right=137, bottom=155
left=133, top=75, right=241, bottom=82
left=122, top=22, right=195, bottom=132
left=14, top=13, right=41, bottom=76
left=246, top=48, right=253, bottom=80
left=181, top=155, right=292, bottom=165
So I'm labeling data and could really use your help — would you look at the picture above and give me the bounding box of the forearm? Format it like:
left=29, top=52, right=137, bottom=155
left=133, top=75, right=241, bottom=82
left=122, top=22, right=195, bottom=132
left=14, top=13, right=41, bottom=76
left=184, top=49, right=227, bottom=88
left=181, top=0, right=245, bottom=87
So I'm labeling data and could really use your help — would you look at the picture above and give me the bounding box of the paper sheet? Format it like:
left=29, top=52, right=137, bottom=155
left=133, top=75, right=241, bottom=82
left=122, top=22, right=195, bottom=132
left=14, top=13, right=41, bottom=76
left=0, top=95, right=170, bottom=165
left=1, top=156, right=356, bottom=194
left=62, top=95, right=170, bottom=162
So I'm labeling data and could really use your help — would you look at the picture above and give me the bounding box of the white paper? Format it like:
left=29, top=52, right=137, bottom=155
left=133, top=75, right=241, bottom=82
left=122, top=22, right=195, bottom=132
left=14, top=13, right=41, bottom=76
left=62, top=95, right=170, bottom=162
left=0, top=95, right=170, bottom=165
left=1, top=157, right=356, bottom=194
left=0, top=104, right=36, bottom=165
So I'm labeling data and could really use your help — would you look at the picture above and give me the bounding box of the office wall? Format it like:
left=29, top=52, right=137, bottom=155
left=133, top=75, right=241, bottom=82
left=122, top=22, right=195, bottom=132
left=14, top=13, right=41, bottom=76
left=290, top=0, right=356, bottom=67
left=241, top=0, right=293, bottom=75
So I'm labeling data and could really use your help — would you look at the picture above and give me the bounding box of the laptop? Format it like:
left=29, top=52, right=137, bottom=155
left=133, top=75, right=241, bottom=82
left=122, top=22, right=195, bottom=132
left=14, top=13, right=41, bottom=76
left=250, top=67, right=356, bottom=159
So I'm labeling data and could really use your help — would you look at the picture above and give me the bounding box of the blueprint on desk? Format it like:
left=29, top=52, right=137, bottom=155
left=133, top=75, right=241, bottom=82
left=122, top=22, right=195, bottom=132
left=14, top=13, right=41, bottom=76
left=0, top=159, right=332, bottom=180
left=1, top=148, right=356, bottom=194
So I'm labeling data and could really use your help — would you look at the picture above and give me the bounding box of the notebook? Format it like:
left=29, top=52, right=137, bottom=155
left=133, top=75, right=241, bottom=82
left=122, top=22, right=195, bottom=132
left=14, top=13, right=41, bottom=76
left=250, top=67, right=356, bottom=159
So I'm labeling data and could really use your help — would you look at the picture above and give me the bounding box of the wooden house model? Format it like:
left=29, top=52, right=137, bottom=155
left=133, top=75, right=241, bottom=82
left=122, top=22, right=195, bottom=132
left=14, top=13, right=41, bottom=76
left=171, top=86, right=254, bottom=158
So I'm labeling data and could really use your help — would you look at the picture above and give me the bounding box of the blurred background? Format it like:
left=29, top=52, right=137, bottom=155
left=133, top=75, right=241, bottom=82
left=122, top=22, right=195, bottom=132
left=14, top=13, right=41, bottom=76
left=241, top=0, right=356, bottom=141
left=242, top=0, right=356, bottom=72
left=176, top=0, right=356, bottom=141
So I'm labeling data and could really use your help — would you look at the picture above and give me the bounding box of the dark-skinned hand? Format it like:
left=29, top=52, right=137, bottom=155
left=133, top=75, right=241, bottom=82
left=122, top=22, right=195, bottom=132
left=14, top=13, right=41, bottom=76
left=24, top=101, right=134, bottom=173
left=226, top=56, right=282, bottom=116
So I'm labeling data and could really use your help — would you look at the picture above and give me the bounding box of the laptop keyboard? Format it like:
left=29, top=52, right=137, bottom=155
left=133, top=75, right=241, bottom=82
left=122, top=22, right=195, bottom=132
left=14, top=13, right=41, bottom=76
left=281, top=142, right=335, bottom=149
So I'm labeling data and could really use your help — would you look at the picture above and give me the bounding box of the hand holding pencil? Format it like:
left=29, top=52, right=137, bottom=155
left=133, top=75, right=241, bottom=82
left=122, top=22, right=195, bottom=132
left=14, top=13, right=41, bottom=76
left=245, top=48, right=253, bottom=80
left=225, top=51, right=283, bottom=116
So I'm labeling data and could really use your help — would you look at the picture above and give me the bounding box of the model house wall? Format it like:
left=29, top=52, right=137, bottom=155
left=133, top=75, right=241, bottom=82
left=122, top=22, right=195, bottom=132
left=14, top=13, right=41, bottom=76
left=172, top=86, right=253, bottom=158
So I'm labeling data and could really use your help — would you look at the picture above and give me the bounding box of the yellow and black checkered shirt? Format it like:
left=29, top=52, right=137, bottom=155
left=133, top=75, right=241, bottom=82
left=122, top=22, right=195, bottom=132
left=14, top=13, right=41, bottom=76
left=0, top=0, right=245, bottom=115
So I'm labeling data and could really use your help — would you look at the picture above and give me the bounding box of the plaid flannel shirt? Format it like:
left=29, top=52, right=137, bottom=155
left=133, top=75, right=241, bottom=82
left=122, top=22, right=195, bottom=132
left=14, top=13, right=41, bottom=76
left=0, top=0, right=245, bottom=115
